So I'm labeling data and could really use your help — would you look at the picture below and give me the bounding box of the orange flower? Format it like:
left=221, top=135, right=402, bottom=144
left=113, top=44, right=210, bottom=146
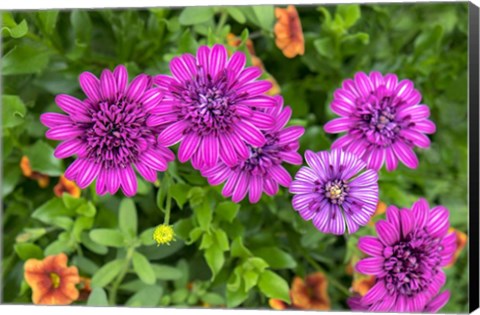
left=446, top=228, right=467, bottom=267
left=24, top=253, right=80, bottom=305
left=367, top=201, right=387, bottom=226
left=291, top=272, right=330, bottom=310
left=78, top=277, right=92, bottom=301
left=351, top=274, right=376, bottom=296
left=269, top=298, right=288, bottom=310
left=54, top=175, right=81, bottom=198
left=20, top=156, right=50, bottom=188
left=274, top=5, right=305, bottom=58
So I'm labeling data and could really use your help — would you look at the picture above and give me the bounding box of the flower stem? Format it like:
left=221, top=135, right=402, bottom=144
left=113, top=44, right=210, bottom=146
left=304, top=254, right=351, bottom=296
left=108, top=246, right=135, bottom=305
left=164, top=194, right=172, bottom=225
left=216, top=11, right=228, bottom=35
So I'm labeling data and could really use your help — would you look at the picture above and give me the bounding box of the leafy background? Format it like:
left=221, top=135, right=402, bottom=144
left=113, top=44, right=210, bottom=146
left=1, top=3, right=468, bottom=311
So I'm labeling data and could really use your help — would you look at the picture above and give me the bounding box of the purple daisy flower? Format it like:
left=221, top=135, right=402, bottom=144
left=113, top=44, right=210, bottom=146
left=40, top=65, right=174, bottom=197
left=200, top=96, right=304, bottom=203
left=289, top=149, right=379, bottom=235
left=324, top=71, right=436, bottom=171
left=350, top=198, right=456, bottom=312
left=150, top=44, right=277, bottom=170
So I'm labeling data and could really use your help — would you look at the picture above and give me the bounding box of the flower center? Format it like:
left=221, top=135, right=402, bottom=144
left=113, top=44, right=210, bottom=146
left=383, top=228, right=442, bottom=297
left=49, top=272, right=61, bottom=289
left=171, top=67, right=247, bottom=137
left=153, top=224, right=175, bottom=246
left=322, top=179, right=349, bottom=205
left=81, top=99, right=155, bottom=169
left=238, top=134, right=283, bottom=176
left=355, top=95, right=403, bottom=146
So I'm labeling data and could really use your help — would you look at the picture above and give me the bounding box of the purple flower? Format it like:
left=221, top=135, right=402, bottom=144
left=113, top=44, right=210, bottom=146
left=289, top=149, right=379, bottom=235
left=324, top=71, right=436, bottom=171
left=150, top=44, right=277, bottom=170
left=40, top=65, right=174, bottom=197
left=201, top=96, right=304, bottom=203
left=350, top=199, right=456, bottom=312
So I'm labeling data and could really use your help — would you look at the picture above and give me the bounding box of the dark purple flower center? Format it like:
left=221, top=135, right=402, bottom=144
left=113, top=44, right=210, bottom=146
left=81, top=100, right=155, bottom=169
left=383, top=228, right=442, bottom=297
left=171, top=67, right=248, bottom=137
left=237, top=134, right=283, bottom=176
left=322, top=179, right=349, bottom=205
left=355, top=94, right=407, bottom=146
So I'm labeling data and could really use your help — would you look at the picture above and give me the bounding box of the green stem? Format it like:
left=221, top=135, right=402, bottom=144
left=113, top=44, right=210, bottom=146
left=304, top=254, right=351, bottom=296
left=109, top=247, right=135, bottom=305
left=216, top=11, right=228, bottom=35
left=164, top=193, right=172, bottom=225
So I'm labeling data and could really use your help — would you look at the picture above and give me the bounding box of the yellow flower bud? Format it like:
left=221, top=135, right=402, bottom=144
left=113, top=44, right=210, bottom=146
left=152, top=224, right=175, bottom=246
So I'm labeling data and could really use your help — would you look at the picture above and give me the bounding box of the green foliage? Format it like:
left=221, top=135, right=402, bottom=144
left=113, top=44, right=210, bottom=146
left=1, top=3, right=468, bottom=312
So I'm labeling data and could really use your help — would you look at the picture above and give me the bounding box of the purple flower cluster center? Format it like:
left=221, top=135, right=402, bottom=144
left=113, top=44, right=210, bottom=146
left=83, top=100, right=153, bottom=169
left=322, top=179, right=350, bottom=205
left=383, top=228, right=442, bottom=297
left=238, top=134, right=283, bottom=176
left=355, top=95, right=405, bottom=146
left=171, top=68, right=245, bottom=136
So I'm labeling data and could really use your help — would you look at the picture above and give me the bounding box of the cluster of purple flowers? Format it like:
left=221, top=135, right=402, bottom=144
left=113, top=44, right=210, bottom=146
left=41, top=44, right=455, bottom=312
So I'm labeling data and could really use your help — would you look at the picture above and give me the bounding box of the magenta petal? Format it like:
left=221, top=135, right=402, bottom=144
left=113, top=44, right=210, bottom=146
left=202, top=135, right=219, bottom=167
left=96, top=169, right=108, bottom=195
left=170, top=56, right=193, bottom=82
left=400, top=129, right=431, bottom=148
left=232, top=173, right=249, bottom=203
left=248, top=176, right=263, bottom=203
left=236, top=80, right=272, bottom=95
left=46, top=126, right=84, bottom=140
left=196, top=46, right=210, bottom=71
left=426, top=206, right=450, bottom=238
left=209, top=44, right=227, bottom=77
left=385, top=147, right=398, bottom=171
left=355, top=257, right=385, bottom=275
left=113, top=65, right=128, bottom=93
left=424, top=291, right=450, bottom=313
left=399, top=209, right=415, bottom=238
left=227, top=51, right=246, bottom=75
left=414, top=120, right=436, bottom=134
left=40, top=113, right=72, bottom=128
left=392, top=141, right=419, bottom=169
left=79, top=72, right=101, bottom=102
left=222, top=171, right=240, bottom=197
left=279, top=151, right=303, bottom=165
left=412, top=198, right=429, bottom=229
left=264, top=178, right=279, bottom=196
left=76, top=161, right=101, bottom=189
left=354, top=72, right=374, bottom=97
left=178, top=133, right=200, bottom=163
left=329, top=205, right=346, bottom=235
left=247, top=111, right=275, bottom=129
left=369, top=71, right=384, bottom=89
left=140, top=89, right=163, bottom=112
left=55, top=94, right=88, bottom=115
left=277, top=126, right=305, bottom=145
left=126, top=74, right=149, bottom=101
left=158, top=120, right=188, bottom=146
left=54, top=139, right=84, bottom=158
left=135, top=162, right=157, bottom=183
left=362, top=281, right=386, bottom=305
left=270, top=165, right=292, bottom=187
left=140, top=150, right=168, bottom=171
left=324, top=117, right=352, bottom=133
left=376, top=220, right=399, bottom=246
left=219, top=134, right=238, bottom=167
left=358, top=236, right=384, bottom=256
left=100, top=69, right=117, bottom=101
left=64, top=158, right=84, bottom=181
left=107, top=168, right=121, bottom=195
left=120, top=165, right=138, bottom=197
left=235, top=121, right=265, bottom=147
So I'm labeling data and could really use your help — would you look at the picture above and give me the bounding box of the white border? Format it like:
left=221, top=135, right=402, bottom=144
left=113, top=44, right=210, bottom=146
left=1, top=1, right=477, bottom=315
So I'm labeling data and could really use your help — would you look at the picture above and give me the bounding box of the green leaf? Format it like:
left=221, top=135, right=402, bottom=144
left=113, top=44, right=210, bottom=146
left=216, top=201, right=240, bottom=223
left=194, top=201, right=213, bottom=230
left=204, top=246, right=224, bottom=278
left=119, top=199, right=138, bottom=237
left=89, top=229, right=125, bottom=248
left=178, top=30, right=198, bottom=54
left=73, top=255, right=99, bottom=276
left=227, top=7, right=246, bottom=24
left=3, top=163, right=21, bottom=197
left=231, top=237, right=252, bottom=258
left=87, top=288, right=109, bottom=306
left=151, top=264, right=183, bottom=280
left=2, top=95, right=26, bottom=129
left=81, top=232, right=108, bottom=255
left=1, top=13, right=28, bottom=38
left=44, top=238, right=74, bottom=256
left=37, top=10, right=59, bottom=35
left=70, top=10, right=92, bottom=43
left=24, top=140, right=64, bottom=176
left=258, top=270, right=291, bottom=303
left=132, top=251, right=156, bottom=285
left=91, top=259, right=124, bottom=288
left=179, top=7, right=215, bottom=25
left=251, top=247, right=297, bottom=269
left=14, top=243, right=43, bottom=260
left=139, top=227, right=156, bottom=246
left=213, top=229, right=230, bottom=251
left=62, top=193, right=84, bottom=210
left=202, top=292, right=225, bottom=306
left=72, top=216, right=94, bottom=241
left=32, top=197, right=75, bottom=229
left=169, top=183, right=191, bottom=209
left=313, top=38, right=335, bottom=59
left=2, top=44, right=50, bottom=75
left=226, top=282, right=248, bottom=308
left=252, top=6, right=274, bottom=31
left=336, top=4, right=361, bottom=28
left=76, top=202, right=96, bottom=218
left=126, top=285, right=163, bottom=307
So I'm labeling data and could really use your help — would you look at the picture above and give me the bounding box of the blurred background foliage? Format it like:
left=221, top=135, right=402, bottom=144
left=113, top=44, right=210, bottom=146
left=1, top=2, right=468, bottom=312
